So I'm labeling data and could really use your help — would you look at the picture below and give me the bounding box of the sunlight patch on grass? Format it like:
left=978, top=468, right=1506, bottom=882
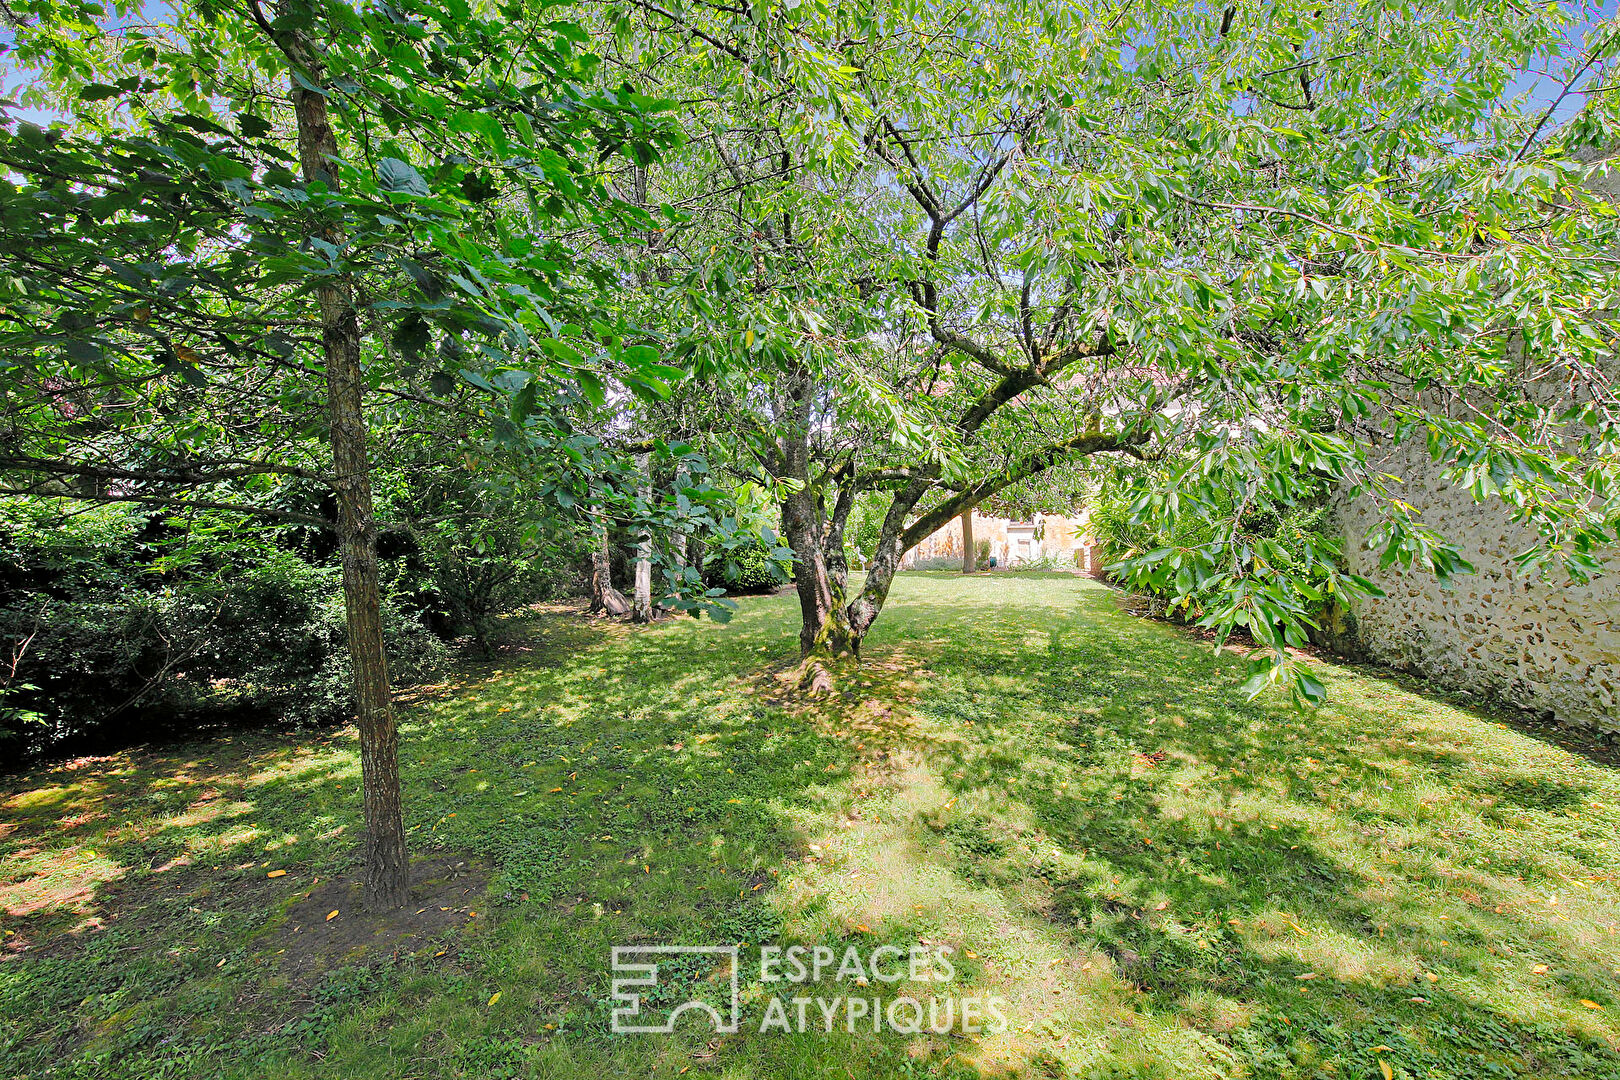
left=0, top=843, right=125, bottom=920
left=3, top=579, right=1620, bottom=1078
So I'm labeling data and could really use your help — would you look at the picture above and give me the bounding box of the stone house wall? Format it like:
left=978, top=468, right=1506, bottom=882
left=900, top=511, right=1096, bottom=568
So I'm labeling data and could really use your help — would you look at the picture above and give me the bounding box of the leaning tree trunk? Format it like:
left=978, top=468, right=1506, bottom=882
left=960, top=509, right=975, bottom=574
left=842, top=479, right=931, bottom=649
left=631, top=451, right=653, bottom=623
left=824, top=480, right=855, bottom=601
left=286, top=40, right=409, bottom=912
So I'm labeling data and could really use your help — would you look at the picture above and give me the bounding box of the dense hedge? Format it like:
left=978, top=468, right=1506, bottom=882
left=701, top=539, right=791, bottom=594
left=0, top=504, right=444, bottom=763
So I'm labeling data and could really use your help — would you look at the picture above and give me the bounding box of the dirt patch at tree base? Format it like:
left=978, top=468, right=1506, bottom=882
left=272, top=853, right=489, bottom=981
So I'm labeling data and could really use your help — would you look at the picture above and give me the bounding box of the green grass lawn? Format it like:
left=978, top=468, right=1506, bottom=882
left=2, top=572, right=1618, bottom=1079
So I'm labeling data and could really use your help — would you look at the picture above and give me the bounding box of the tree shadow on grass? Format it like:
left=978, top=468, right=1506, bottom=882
left=896, top=579, right=1620, bottom=1079
left=3, top=578, right=1617, bottom=1079
left=0, top=593, right=945, bottom=1079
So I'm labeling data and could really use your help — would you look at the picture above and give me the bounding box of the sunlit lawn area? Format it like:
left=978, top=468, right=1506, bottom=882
left=2, top=572, right=1617, bottom=1079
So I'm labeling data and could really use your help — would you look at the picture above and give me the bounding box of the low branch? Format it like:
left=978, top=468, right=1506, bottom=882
left=854, top=466, right=940, bottom=489
left=0, top=455, right=325, bottom=486
left=901, top=428, right=1149, bottom=548
left=0, top=487, right=331, bottom=527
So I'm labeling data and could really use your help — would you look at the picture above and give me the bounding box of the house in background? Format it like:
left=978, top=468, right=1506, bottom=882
left=899, top=510, right=1098, bottom=571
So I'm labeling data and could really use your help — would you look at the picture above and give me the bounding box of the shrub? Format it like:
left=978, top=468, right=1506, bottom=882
left=702, top=539, right=791, bottom=594
left=405, top=516, right=587, bottom=652
left=1002, top=553, right=1074, bottom=572
left=0, top=503, right=444, bottom=762
left=907, top=555, right=965, bottom=571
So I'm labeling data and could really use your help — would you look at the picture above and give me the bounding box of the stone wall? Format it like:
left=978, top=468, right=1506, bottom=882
left=1338, top=440, right=1619, bottom=734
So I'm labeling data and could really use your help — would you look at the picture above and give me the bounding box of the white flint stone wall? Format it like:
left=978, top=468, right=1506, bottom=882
left=1339, top=441, right=1619, bottom=734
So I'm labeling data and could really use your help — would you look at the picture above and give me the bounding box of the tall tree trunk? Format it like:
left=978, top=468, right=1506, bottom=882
left=960, top=509, right=975, bottom=574
left=783, top=484, right=853, bottom=658
left=670, top=464, right=687, bottom=597
left=773, top=378, right=855, bottom=662
left=632, top=451, right=653, bottom=623
left=286, top=39, right=408, bottom=912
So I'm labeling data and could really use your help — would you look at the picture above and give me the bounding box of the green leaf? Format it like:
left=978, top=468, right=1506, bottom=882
left=392, top=313, right=432, bottom=360
left=575, top=370, right=605, bottom=406
left=377, top=157, right=430, bottom=197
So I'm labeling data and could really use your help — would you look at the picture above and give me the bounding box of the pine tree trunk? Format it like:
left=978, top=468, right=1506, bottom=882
left=960, top=509, right=975, bottom=574
left=287, top=43, right=408, bottom=912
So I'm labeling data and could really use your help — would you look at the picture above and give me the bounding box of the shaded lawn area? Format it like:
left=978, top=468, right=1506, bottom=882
left=1, top=572, right=1617, bottom=1079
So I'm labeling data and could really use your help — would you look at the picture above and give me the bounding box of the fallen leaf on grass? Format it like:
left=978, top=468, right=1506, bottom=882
left=266, top=870, right=287, bottom=879
left=487, top=992, right=501, bottom=1007
left=1581, top=1000, right=1603, bottom=1010
left=325, top=910, right=338, bottom=921
left=1379, top=1061, right=1393, bottom=1080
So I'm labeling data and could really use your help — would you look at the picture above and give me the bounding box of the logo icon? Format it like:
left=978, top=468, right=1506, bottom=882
left=610, top=945, right=740, bottom=1034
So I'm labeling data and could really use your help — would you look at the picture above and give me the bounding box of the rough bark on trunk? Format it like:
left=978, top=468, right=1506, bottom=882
left=589, top=512, right=629, bottom=616
left=772, top=377, right=854, bottom=662
left=632, top=451, right=653, bottom=623
left=286, top=42, right=408, bottom=912
left=960, top=509, right=975, bottom=574
left=824, top=478, right=855, bottom=601
left=670, top=464, right=687, bottom=599
left=783, top=484, right=852, bottom=658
